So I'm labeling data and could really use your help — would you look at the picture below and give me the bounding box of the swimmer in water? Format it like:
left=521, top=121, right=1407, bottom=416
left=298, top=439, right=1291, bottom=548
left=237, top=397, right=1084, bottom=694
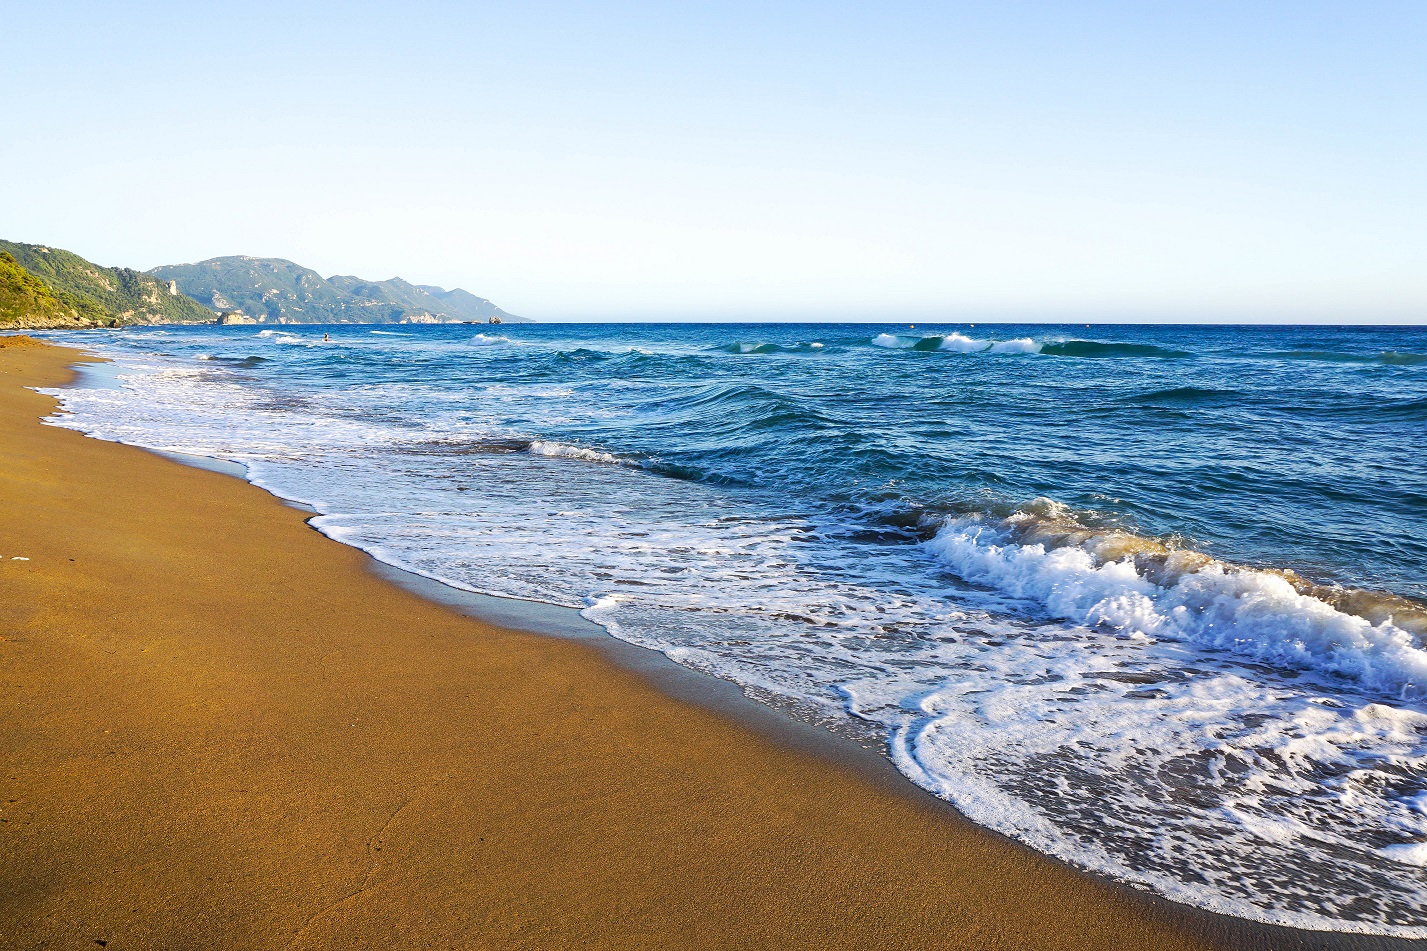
left=323, top=333, right=330, bottom=342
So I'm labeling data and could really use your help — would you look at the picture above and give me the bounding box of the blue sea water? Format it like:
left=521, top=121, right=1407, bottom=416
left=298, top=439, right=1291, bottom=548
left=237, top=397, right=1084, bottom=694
left=39, top=321, right=1427, bottom=934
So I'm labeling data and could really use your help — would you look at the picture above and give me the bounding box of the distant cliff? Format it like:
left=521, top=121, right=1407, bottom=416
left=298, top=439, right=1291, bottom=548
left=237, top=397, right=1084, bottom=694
left=0, top=241, right=217, bottom=329
left=150, top=256, right=525, bottom=324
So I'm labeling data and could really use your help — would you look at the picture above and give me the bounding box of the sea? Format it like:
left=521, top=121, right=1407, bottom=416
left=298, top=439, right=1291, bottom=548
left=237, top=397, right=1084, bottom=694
left=36, top=321, right=1427, bottom=935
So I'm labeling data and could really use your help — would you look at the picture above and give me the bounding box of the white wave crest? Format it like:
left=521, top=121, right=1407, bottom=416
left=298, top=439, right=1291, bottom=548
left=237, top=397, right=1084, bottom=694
left=926, top=519, right=1427, bottom=698
left=936, top=333, right=987, bottom=353
left=469, top=333, right=512, bottom=346
left=527, top=440, right=620, bottom=464
left=873, top=332, right=1042, bottom=354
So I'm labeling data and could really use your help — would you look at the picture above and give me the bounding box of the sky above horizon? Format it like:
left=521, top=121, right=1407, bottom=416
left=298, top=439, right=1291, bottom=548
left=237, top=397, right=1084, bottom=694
left=3, top=2, right=1425, bottom=323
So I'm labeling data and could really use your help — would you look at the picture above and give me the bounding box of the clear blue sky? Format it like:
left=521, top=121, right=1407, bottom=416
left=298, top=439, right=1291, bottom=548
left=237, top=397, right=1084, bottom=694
left=3, top=1, right=1424, bottom=322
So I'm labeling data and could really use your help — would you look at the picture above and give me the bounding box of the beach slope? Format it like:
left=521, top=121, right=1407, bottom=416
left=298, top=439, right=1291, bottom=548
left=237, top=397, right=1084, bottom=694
left=0, top=337, right=1221, bottom=949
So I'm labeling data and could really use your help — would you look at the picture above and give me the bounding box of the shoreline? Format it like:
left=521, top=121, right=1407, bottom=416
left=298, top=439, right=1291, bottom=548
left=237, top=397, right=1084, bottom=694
left=366, top=560, right=1421, bottom=951
left=1, top=335, right=1414, bottom=949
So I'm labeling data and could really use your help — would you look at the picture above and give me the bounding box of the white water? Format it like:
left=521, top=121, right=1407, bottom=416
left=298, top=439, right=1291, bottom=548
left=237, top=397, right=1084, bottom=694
left=870, top=332, right=1042, bottom=353
left=528, top=439, right=622, bottom=464
left=927, top=517, right=1427, bottom=699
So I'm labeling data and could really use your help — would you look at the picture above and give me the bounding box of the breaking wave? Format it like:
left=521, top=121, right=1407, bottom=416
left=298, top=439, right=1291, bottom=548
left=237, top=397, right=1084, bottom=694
left=469, top=333, right=512, bottom=346
left=870, top=332, right=1039, bottom=353
left=927, top=501, right=1427, bottom=699
left=527, top=439, right=622, bottom=464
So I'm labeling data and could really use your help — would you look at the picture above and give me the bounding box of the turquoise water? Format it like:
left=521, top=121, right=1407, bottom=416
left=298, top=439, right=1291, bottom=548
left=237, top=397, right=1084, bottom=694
left=42, top=322, right=1427, bottom=933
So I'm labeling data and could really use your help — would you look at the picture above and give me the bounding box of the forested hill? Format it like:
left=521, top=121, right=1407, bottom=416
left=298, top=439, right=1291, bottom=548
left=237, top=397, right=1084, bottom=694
left=0, top=241, right=218, bottom=328
left=150, top=256, right=524, bottom=324
left=0, top=252, right=74, bottom=327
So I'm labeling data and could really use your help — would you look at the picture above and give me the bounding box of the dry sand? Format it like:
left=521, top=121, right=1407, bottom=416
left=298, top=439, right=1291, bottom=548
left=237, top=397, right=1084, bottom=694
left=0, top=336, right=1382, bottom=949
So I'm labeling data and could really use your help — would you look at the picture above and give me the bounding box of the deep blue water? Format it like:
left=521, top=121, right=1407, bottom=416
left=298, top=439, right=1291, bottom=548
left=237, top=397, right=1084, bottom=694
left=41, top=321, right=1427, bottom=934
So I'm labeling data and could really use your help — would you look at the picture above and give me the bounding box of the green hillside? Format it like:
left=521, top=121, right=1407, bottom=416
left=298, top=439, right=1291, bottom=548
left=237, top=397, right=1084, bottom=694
left=151, top=256, right=524, bottom=324
left=0, top=252, right=80, bottom=327
left=0, top=240, right=217, bottom=327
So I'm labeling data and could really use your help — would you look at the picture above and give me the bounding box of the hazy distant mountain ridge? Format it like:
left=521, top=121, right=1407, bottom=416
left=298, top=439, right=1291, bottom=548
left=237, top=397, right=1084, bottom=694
left=0, top=240, right=217, bottom=328
left=151, top=256, right=524, bottom=324
left=415, top=285, right=511, bottom=322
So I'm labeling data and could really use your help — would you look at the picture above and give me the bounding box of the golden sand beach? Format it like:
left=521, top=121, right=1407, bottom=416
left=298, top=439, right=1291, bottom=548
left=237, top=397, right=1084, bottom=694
left=0, top=337, right=1380, bottom=949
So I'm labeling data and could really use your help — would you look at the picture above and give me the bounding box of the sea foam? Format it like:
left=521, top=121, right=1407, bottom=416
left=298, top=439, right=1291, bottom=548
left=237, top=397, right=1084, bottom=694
left=528, top=440, right=621, bottom=464
left=925, top=513, right=1427, bottom=698
left=871, top=332, right=1042, bottom=354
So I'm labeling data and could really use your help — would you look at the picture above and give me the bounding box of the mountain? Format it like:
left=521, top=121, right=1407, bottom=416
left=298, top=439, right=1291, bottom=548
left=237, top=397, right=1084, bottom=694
left=415, top=285, right=511, bottom=323
left=0, top=241, right=218, bottom=328
left=150, top=256, right=524, bottom=324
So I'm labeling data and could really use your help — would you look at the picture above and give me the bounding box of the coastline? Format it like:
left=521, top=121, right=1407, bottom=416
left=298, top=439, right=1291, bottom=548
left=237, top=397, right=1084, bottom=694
left=0, top=336, right=1411, bottom=949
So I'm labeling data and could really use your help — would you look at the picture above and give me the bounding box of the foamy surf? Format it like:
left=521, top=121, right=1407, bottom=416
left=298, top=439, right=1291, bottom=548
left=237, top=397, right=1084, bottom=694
left=528, top=440, right=621, bottom=464
left=865, top=333, right=1206, bottom=357
left=925, top=508, right=1427, bottom=699
left=871, top=332, right=1040, bottom=353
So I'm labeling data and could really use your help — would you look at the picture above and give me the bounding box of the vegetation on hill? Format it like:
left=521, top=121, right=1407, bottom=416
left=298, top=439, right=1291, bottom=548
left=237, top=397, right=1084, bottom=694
left=0, top=252, right=78, bottom=327
left=0, top=241, right=218, bottom=328
left=150, top=256, right=524, bottom=324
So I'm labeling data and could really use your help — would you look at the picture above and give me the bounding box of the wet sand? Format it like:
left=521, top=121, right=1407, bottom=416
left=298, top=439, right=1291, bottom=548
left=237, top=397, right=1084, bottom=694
left=0, top=336, right=1404, bottom=949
